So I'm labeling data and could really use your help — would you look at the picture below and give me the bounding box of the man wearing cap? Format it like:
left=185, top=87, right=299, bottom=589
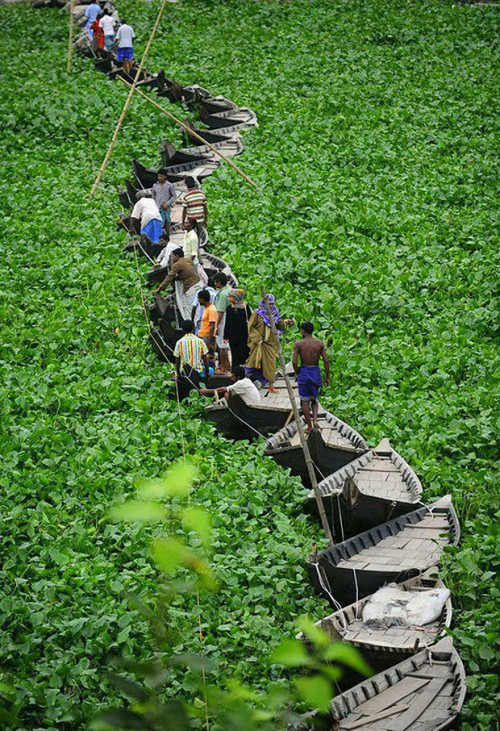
left=292, top=322, right=330, bottom=432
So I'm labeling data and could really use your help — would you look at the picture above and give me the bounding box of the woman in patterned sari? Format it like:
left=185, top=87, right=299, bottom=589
left=245, top=293, right=293, bottom=393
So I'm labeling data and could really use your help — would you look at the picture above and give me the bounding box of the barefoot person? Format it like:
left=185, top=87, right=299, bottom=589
left=115, top=20, right=135, bottom=76
left=152, top=169, right=176, bottom=230
left=292, top=321, right=330, bottom=432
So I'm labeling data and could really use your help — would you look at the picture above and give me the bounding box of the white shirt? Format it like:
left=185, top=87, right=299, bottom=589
left=99, top=15, right=116, bottom=35
left=227, top=378, right=261, bottom=406
left=157, top=241, right=177, bottom=268
left=131, top=198, right=162, bottom=227
left=116, top=23, right=135, bottom=48
left=183, top=229, right=200, bottom=266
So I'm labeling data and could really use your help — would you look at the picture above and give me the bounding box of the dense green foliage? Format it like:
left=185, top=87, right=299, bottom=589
left=0, top=0, right=498, bottom=728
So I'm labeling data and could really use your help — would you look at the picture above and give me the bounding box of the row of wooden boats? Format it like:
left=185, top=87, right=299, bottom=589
left=61, top=7, right=466, bottom=727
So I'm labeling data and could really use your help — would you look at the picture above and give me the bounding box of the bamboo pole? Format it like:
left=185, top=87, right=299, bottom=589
left=260, top=286, right=334, bottom=546
left=66, top=0, right=76, bottom=73
left=117, top=77, right=262, bottom=192
left=90, top=0, right=170, bottom=198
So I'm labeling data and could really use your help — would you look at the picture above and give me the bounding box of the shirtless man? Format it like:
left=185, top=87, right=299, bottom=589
left=292, top=322, right=330, bottom=432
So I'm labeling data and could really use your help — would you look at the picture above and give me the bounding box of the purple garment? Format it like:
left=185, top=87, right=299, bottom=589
left=297, top=365, right=322, bottom=402
left=255, top=293, right=281, bottom=330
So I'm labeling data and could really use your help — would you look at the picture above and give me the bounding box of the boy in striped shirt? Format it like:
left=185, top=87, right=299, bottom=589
left=182, top=177, right=208, bottom=230
left=173, top=320, right=209, bottom=377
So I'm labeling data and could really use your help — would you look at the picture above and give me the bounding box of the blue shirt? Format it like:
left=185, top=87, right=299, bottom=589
left=85, top=3, right=101, bottom=21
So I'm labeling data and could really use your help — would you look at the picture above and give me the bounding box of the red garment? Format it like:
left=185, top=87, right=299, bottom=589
left=92, top=19, right=105, bottom=48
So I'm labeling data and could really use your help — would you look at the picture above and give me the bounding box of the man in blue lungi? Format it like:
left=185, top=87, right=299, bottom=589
left=292, top=322, right=330, bottom=433
left=130, top=191, right=163, bottom=243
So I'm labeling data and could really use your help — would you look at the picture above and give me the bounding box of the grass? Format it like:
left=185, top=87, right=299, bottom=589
left=0, top=0, right=498, bottom=728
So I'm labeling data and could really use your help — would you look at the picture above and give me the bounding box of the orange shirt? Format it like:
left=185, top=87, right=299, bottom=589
left=198, top=303, right=217, bottom=339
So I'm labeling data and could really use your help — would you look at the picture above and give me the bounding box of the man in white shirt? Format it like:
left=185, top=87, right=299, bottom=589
left=115, top=21, right=136, bottom=75
left=99, top=10, right=116, bottom=51
left=200, top=366, right=261, bottom=406
left=131, top=191, right=163, bottom=243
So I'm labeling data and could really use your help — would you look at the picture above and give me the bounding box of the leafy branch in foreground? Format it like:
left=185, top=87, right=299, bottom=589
left=92, top=463, right=369, bottom=730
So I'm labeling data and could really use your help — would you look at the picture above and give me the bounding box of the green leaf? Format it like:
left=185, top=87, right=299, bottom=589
left=321, top=643, right=372, bottom=676
left=269, top=639, right=312, bottom=667
left=297, top=615, right=330, bottom=648
left=295, top=675, right=333, bottom=712
left=182, top=506, right=211, bottom=546
left=151, top=537, right=187, bottom=575
left=109, top=500, right=166, bottom=523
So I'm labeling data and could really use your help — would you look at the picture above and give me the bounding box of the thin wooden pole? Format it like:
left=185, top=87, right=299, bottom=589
left=66, top=0, right=76, bottom=73
left=90, top=0, right=170, bottom=198
left=260, top=286, right=334, bottom=546
left=117, top=77, right=262, bottom=192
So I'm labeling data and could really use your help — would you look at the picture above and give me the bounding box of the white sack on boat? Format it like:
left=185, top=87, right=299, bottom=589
left=362, top=584, right=450, bottom=628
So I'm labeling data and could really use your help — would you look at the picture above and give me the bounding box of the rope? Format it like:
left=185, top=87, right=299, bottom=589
left=173, top=358, right=210, bottom=731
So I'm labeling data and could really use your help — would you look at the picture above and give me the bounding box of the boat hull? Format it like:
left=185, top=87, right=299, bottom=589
left=267, top=438, right=360, bottom=486
left=311, top=491, right=418, bottom=541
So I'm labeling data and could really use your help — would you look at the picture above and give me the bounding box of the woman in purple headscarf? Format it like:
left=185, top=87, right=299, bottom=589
left=245, top=293, right=294, bottom=392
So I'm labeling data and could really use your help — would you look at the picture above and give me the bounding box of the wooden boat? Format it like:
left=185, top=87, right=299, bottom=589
left=149, top=328, right=173, bottom=363
left=126, top=179, right=139, bottom=203
left=136, top=235, right=163, bottom=261
left=182, top=122, right=239, bottom=146
left=199, top=106, right=258, bottom=130
left=205, top=388, right=300, bottom=440
left=94, top=57, right=113, bottom=75
left=200, top=96, right=238, bottom=115
left=160, top=138, right=243, bottom=168
left=309, top=439, right=423, bottom=538
left=174, top=365, right=201, bottom=401
left=307, top=496, right=460, bottom=607
left=132, top=158, right=218, bottom=189
left=300, top=572, right=452, bottom=676
left=118, top=189, right=133, bottom=209
left=200, top=252, right=238, bottom=287
left=329, top=636, right=466, bottom=730
left=148, top=293, right=175, bottom=325
left=158, top=317, right=182, bottom=354
left=265, top=411, right=367, bottom=486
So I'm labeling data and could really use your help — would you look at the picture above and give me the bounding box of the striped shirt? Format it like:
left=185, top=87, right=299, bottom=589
left=173, top=333, right=208, bottom=372
left=183, top=188, right=207, bottom=222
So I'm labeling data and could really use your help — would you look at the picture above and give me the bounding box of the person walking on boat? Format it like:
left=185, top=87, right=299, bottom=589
left=182, top=218, right=208, bottom=285
left=99, top=9, right=116, bottom=51
left=245, top=293, right=294, bottom=392
left=225, top=288, right=252, bottom=368
left=91, top=13, right=105, bottom=51
left=292, top=321, right=330, bottom=433
left=197, top=289, right=217, bottom=361
left=199, top=366, right=261, bottom=405
left=115, top=20, right=135, bottom=76
left=154, top=248, right=201, bottom=321
left=152, top=169, right=176, bottom=230
left=84, top=1, right=101, bottom=37
left=174, top=320, right=209, bottom=380
left=192, top=284, right=216, bottom=334
left=131, top=190, right=163, bottom=244
left=182, top=177, right=208, bottom=239
left=213, top=272, right=232, bottom=375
